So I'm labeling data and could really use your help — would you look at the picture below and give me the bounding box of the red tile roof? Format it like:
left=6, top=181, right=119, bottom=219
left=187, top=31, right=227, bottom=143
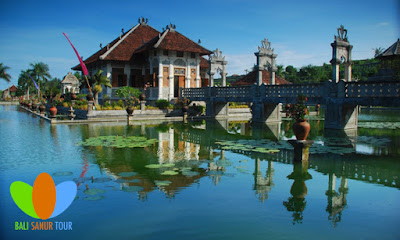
left=73, top=24, right=159, bottom=70
left=231, top=69, right=292, bottom=86
left=200, top=56, right=209, bottom=68
left=135, top=29, right=212, bottom=55
left=4, top=85, right=17, bottom=92
left=73, top=24, right=211, bottom=71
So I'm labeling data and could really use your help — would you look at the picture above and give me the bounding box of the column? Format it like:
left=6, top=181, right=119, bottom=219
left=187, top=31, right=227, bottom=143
left=344, top=62, right=352, bottom=82
left=185, top=65, right=190, bottom=88
left=222, top=71, right=227, bottom=86
left=196, top=63, right=200, bottom=88
left=168, top=64, right=174, bottom=100
left=168, top=128, right=174, bottom=163
left=124, top=64, right=131, bottom=86
left=270, top=71, right=276, bottom=85
left=158, top=62, right=163, bottom=99
left=106, top=63, right=112, bottom=96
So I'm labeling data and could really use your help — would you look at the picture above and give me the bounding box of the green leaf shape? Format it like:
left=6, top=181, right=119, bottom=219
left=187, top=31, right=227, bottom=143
left=83, top=188, right=106, bottom=195
left=78, top=135, right=157, bottom=148
left=117, top=172, right=137, bottom=177
left=161, top=170, right=179, bottom=175
left=145, top=163, right=175, bottom=169
left=115, top=179, right=140, bottom=183
left=155, top=180, right=172, bottom=186
left=10, top=181, right=39, bottom=219
left=92, top=177, right=112, bottom=183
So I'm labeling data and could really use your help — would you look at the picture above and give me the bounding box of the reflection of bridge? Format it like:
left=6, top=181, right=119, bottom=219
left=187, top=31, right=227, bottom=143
left=182, top=80, right=400, bottom=129
left=177, top=121, right=400, bottom=189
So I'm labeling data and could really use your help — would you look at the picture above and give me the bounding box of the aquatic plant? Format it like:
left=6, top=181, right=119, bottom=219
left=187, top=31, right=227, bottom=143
left=78, top=135, right=157, bottom=148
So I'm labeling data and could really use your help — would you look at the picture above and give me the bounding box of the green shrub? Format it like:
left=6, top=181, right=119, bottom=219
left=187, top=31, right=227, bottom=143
left=117, top=99, right=124, bottom=107
left=155, top=99, right=171, bottom=109
left=190, top=105, right=205, bottom=114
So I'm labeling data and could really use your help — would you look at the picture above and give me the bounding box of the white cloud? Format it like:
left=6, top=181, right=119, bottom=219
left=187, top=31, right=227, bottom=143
left=224, top=53, right=255, bottom=75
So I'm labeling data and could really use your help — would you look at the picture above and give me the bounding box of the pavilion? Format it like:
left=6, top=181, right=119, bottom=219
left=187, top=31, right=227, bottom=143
left=72, top=18, right=212, bottom=101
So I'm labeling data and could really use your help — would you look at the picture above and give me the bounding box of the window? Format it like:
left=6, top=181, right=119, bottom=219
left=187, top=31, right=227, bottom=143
left=174, top=68, right=185, bottom=76
left=163, top=50, right=168, bottom=56
left=191, top=52, right=196, bottom=58
left=153, top=50, right=157, bottom=56
left=177, top=51, right=183, bottom=57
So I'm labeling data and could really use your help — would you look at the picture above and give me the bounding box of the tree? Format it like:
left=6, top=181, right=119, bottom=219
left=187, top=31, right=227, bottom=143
left=17, top=70, right=35, bottom=96
left=42, top=78, right=61, bottom=98
left=0, top=63, right=11, bottom=83
left=373, top=47, right=384, bottom=57
left=90, top=70, right=111, bottom=105
left=276, top=64, right=284, bottom=78
left=30, top=62, right=51, bottom=87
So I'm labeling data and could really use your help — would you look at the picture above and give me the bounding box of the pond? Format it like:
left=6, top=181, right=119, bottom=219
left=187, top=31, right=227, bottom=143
left=0, top=105, right=399, bottom=240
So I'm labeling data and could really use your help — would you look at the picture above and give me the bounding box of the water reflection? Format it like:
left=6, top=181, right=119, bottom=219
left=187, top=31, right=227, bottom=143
left=69, top=119, right=400, bottom=226
left=283, top=160, right=312, bottom=224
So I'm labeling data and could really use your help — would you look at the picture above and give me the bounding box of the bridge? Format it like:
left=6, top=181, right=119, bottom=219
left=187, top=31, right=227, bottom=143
left=181, top=25, right=400, bottom=130
left=181, top=80, right=400, bottom=129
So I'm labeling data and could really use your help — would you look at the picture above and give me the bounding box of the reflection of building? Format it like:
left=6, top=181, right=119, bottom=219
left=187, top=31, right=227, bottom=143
left=326, top=173, right=348, bottom=227
left=72, top=18, right=212, bottom=101
left=254, top=159, right=274, bottom=203
left=61, top=72, right=80, bottom=94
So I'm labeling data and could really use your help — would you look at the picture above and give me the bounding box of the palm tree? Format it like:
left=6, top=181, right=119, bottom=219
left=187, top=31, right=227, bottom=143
left=0, top=63, right=11, bottom=83
left=30, top=62, right=51, bottom=92
left=91, top=70, right=111, bottom=105
left=373, top=47, right=384, bottom=57
left=18, top=70, right=34, bottom=98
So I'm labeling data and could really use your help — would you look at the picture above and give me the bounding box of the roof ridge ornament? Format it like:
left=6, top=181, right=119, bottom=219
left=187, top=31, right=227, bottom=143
left=166, top=23, right=176, bottom=32
left=258, top=38, right=274, bottom=55
left=335, top=25, right=348, bottom=42
left=138, top=17, right=148, bottom=25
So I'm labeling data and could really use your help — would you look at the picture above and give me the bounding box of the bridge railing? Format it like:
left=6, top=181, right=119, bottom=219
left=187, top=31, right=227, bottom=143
left=214, top=86, right=253, bottom=98
left=344, top=81, right=400, bottom=98
left=264, top=83, right=324, bottom=98
left=181, top=87, right=208, bottom=100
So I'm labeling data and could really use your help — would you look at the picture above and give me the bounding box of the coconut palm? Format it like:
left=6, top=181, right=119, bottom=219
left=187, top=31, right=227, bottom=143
left=91, top=70, right=111, bottom=105
left=0, top=63, right=11, bottom=83
left=30, top=62, right=51, bottom=84
left=373, top=47, right=384, bottom=57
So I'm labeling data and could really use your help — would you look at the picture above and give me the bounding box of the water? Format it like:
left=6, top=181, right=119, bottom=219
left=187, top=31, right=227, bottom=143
left=1, top=105, right=399, bottom=240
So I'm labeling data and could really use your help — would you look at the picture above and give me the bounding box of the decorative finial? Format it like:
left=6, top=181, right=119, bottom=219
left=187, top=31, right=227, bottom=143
left=100, top=43, right=102, bottom=49
left=121, top=28, right=124, bottom=34
left=335, top=25, right=348, bottom=41
left=198, top=39, right=201, bottom=44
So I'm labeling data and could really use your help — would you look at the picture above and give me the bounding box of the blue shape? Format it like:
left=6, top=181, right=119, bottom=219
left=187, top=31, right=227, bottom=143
left=50, top=181, right=77, bottom=218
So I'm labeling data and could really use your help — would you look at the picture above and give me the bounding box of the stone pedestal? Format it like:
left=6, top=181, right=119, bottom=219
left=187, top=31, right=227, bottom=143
left=141, top=101, right=146, bottom=112
left=288, top=140, right=314, bottom=162
left=87, top=101, right=94, bottom=114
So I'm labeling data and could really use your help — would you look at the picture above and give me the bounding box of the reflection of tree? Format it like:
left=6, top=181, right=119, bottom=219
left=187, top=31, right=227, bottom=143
left=326, top=173, right=348, bottom=227
left=283, top=161, right=312, bottom=224
left=254, top=159, right=274, bottom=203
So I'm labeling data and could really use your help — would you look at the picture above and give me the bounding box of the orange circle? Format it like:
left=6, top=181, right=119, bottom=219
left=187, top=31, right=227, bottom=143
left=32, top=173, right=56, bottom=220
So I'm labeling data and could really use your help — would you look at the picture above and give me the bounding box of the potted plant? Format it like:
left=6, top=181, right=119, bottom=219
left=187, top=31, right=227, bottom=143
left=178, top=98, right=190, bottom=113
left=285, top=95, right=310, bottom=140
left=115, top=86, right=141, bottom=115
left=49, top=94, right=63, bottom=117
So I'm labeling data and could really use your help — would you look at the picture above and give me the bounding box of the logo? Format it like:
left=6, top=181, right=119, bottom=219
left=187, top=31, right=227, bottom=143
left=10, top=173, right=77, bottom=220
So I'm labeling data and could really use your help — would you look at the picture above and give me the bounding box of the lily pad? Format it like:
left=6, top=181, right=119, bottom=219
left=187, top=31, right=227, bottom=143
left=182, top=171, right=200, bottom=177
left=53, top=171, right=73, bottom=177
left=118, top=172, right=137, bottom=177
left=161, top=170, right=179, bottom=175
left=155, top=180, right=172, bottom=186
left=78, top=135, right=157, bottom=148
left=83, top=195, right=105, bottom=201
left=122, top=186, right=144, bottom=192
left=84, top=188, right=106, bottom=195
left=92, top=177, right=112, bottom=183
left=115, top=179, right=140, bottom=183
left=145, top=163, right=175, bottom=169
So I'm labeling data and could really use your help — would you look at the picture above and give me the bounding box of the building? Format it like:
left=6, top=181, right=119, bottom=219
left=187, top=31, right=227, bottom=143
left=61, top=72, right=80, bottom=94
left=374, top=38, right=400, bottom=81
left=2, top=85, right=18, bottom=99
left=232, top=69, right=292, bottom=86
left=72, top=18, right=212, bottom=101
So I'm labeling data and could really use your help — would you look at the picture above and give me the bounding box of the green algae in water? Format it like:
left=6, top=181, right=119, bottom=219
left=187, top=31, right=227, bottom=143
left=145, top=163, right=175, bottom=169
left=118, top=172, right=137, bottom=177
left=52, top=171, right=73, bottom=177
left=182, top=170, right=199, bottom=177
left=84, top=188, right=106, bottom=195
left=161, top=170, right=179, bottom=175
left=78, top=135, right=157, bottom=148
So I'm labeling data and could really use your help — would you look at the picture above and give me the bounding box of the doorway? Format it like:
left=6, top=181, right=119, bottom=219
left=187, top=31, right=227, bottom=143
left=174, top=76, right=185, bottom=98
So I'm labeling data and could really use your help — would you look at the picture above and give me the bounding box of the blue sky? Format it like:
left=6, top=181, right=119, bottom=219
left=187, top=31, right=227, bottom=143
left=0, top=0, right=399, bottom=90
